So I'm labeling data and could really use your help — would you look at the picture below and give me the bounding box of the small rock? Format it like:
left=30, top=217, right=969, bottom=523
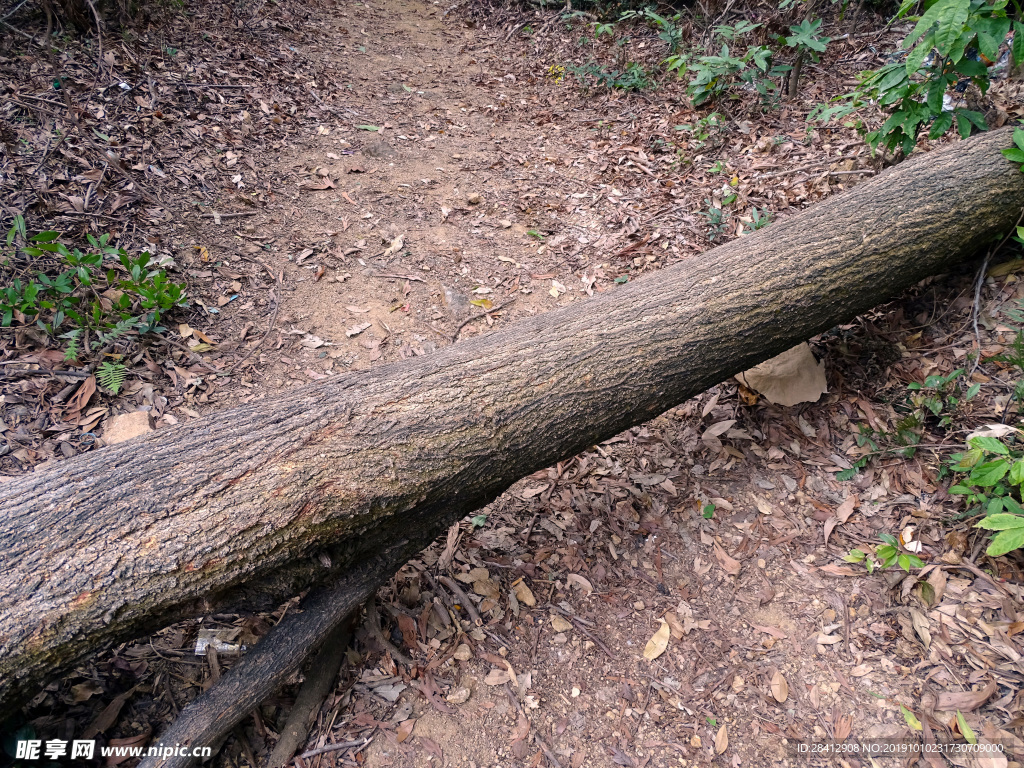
left=513, top=581, right=536, bottom=607
left=103, top=411, right=153, bottom=445
left=363, top=140, right=396, bottom=159
left=551, top=616, right=573, bottom=633
left=446, top=686, right=472, bottom=704
left=442, top=284, right=471, bottom=319
left=467, top=192, right=482, bottom=205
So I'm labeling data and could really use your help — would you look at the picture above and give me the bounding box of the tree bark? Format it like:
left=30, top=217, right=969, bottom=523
left=1, top=128, right=1022, bottom=718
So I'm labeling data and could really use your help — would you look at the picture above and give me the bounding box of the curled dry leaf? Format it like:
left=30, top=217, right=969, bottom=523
left=566, top=573, right=594, bottom=595
left=735, top=342, right=827, bottom=406
left=382, top=234, right=405, bottom=257
left=713, top=542, right=742, bottom=577
left=643, top=619, right=670, bottom=661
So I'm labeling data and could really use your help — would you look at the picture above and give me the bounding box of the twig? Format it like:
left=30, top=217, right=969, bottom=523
left=84, top=0, right=104, bottom=81
left=227, top=266, right=280, bottom=374
left=970, top=207, right=1024, bottom=376
left=0, top=369, right=91, bottom=381
left=503, top=684, right=562, bottom=768
left=368, top=272, right=427, bottom=283
left=453, top=296, right=517, bottom=341
left=751, top=154, right=863, bottom=179
left=0, top=17, right=42, bottom=44
left=0, top=0, right=30, bottom=21
left=551, top=606, right=614, bottom=659
left=134, top=538, right=434, bottom=768
left=171, top=82, right=251, bottom=89
left=437, top=575, right=483, bottom=626
left=199, top=211, right=257, bottom=220
left=364, top=600, right=412, bottom=666
left=298, top=739, right=369, bottom=760
left=156, top=335, right=222, bottom=373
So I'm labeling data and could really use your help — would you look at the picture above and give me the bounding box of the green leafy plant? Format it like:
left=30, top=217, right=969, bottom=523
left=837, top=369, right=979, bottom=481
left=781, top=18, right=831, bottom=95
left=666, top=20, right=789, bottom=105
left=620, top=8, right=684, bottom=54
left=1, top=221, right=188, bottom=359
left=844, top=532, right=925, bottom=573
left=96, top=361, right=128, bottom=394
left=673, top=112, right=726, bottom=151
left=906, top=367, right=977, bottom=427
left=742, top=207, right=773, bottom=232
left=813, top=0, right=1024, bottom=156
left=700, top=198, right=730, bottom=241
left=568, top=61, right=652, bottom=91
left=673, top=42, right=776, bottom=105
left=1003, top=127, right=1024, bottom=171
left=948, top=434, right=1024, bottom=555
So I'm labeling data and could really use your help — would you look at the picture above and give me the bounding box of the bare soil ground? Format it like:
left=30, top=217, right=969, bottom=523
left=2, top=0, right=1023, bottom=766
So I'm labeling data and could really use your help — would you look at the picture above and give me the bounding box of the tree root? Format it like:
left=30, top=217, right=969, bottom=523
left=264, top=616, right=357, bottom=768
left=138, top=540, right=431, bottom=768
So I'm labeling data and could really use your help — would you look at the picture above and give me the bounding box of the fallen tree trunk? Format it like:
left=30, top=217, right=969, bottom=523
left=1, top=129, right=1022, bottom=717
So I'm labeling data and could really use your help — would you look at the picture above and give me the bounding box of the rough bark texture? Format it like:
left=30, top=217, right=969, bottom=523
left=1, top=129, right=1022, bottom=718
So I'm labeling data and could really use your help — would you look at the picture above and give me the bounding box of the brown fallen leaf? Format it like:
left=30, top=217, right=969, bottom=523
left=104, top=728, right=151, bottom=767
left=83, top=685, right=140, bottom=738
left=715, top=723, right=728, bottom=754
left=770, top=670, right=788, bottom=703
left=419, top=737, right=444, bottom=762
left=713, top=542, right=741, bottom=576
left=643, top=619, right=670, bottom=660
left=395, top=718, right=416, bottom=743
left=67, top=376, right=97, bottom=413
left=511, top=714, right=531, bottom=742
left=934, top=680, right=997, bottom=712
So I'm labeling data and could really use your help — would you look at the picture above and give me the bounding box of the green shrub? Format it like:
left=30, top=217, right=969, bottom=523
left=1, top=217, right=188, bottom=359
left=812, top=0, right=1024, bottom=155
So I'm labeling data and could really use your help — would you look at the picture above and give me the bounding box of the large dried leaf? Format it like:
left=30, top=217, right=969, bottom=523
left=735, top=343, right=827, bottom=406
left=935, top=680, right=996, bottom=712
left=714, top=723, right=728, bottom=754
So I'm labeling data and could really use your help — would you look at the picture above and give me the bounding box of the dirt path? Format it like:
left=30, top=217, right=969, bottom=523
left=234, top=0, right=597, bottom=390
left=204, top=5, right=1021, bottom=768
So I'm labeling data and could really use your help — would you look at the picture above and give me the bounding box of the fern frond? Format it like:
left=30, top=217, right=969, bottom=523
left=97, top=361, right=128, bottom=394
